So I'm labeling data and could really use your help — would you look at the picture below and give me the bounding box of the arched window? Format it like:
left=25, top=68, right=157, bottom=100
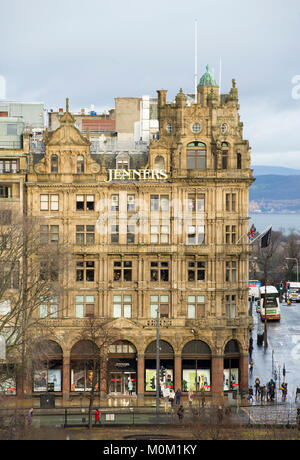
left=187, top=142, right=206, bottom=170
left=221, top=143, right=228, bottom=170
left=32, top=340, right=63, bottom=393
left=77, top=155, right=85, bottom=173
left=51, top=155, right=58, bottom=173
left=154, top=155, right=165, bottom=170
left=70, top=340, right=100, bottom=392
left=237, top=153, right=242, bottom=170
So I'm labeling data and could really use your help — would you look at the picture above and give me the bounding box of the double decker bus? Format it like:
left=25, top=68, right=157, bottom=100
left=285, top=282, right=300, bottom=303
left=259, top=286, right=280, bottom=321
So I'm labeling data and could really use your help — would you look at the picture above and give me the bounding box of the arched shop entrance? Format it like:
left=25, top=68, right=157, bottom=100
left=70, top=340, right=100, bottom=392
left=144, top=340, right=174, bottom=392
left=182, top=340, right=212, bottom=393
left=224, top=340, right=241, bottom=392
left=32, top=340, right=63, bottom=393
left=108, top=341, right=137, bottom=395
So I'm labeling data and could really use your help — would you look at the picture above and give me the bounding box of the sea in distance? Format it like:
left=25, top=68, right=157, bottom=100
left=249, top=213, right=300, bottom=234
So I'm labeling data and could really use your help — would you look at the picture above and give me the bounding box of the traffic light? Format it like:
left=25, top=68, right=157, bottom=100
left=150, top=377, right=155, bottom=389
left=160, top=366, right=166, bottom=382
left=287, top=283, right=290, bottom=292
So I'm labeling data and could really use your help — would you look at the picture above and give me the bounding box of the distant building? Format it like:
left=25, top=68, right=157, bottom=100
left=0, top=101, right=44, bottom=149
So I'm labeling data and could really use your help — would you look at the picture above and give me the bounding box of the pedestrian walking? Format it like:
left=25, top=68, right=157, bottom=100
left=255, top=377, right=260, bottom=398
left=94, top=408, right=101, bottom=425
left=260, top=385, right=266, bottom=403
left=177, top=405, right=184, bottom=423
left=247, top=386, right=254, bottom=404
left=27, top=408, right=33, bottom=426
left=249, top=360, right=254, bottom=375
left=169, top=389, right=175, bottom=413
left=175, top=388, right=181, bottom=405
left=281, top=382, right=288, bottom=401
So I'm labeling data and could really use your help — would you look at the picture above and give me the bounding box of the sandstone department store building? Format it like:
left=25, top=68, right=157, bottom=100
left=4, top=68, right=254, bottom=401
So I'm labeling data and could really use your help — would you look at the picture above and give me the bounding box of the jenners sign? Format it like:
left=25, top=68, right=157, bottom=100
left=105, top=169, right=168, bottom=183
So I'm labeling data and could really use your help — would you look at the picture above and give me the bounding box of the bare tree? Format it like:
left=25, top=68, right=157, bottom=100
left=75, top=318, right=119, bottom=429
left=0, top=209, right=71, bottom=396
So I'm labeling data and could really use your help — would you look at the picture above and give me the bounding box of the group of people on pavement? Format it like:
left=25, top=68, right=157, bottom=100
left=248, top=376, right=289, bottom=403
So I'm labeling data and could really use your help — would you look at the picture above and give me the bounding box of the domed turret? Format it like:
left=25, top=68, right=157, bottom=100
left=199, top=65, right=218, bottom=87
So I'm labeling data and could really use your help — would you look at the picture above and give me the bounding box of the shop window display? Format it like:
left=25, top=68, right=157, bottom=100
left=33, top=367, right=62, bottom=392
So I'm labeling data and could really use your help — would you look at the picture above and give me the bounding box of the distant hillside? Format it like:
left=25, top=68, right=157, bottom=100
left=252, top=165, right=300, bottom=176
left=250, top=175, right=300, bottom=200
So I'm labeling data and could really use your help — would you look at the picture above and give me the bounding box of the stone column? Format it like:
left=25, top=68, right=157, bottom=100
left=239, top=354, right=249, bottom=393
left=137, top=354, right=144, bottom=397
left=211, top=355, right=224, bottom=395
left=174, top=355, right=182, bottom=391
left=63, top=355, right=70, bottom=398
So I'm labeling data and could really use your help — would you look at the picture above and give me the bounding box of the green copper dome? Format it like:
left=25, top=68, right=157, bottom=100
left=199, top=65, right=218, bottom=87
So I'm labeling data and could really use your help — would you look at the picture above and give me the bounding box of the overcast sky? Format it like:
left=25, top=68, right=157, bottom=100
left=1, top=0, right=300, bottom=168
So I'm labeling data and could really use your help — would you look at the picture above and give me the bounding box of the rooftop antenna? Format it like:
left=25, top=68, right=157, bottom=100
left=194, top=19, right=198, bottom=103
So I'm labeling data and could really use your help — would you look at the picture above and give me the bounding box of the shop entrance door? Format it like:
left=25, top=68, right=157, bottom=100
left=109, top=372, right=136, bottom=395
left=109, top=373, right=122, bottom=394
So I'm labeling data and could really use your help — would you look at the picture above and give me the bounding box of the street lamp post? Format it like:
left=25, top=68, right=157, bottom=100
left=285, top=258, right=299, bottom=282
left=156, top=308, right=160, bottom=416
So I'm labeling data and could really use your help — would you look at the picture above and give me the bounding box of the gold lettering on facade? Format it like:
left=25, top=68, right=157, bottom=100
left=104, top=169, right=168, bottom=182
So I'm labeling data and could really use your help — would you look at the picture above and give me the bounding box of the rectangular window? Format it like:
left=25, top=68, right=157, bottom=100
left=187, top=295, right=205, bottom=319
left=113, top=261, right=132, bottom=282
left=225, top=225, right=237, bottom=244
left=150, top=294, right=169, bottom=318
left=127, top=225, right=135, bottom=244
left=111, top=195, right=119, bottom=211
left=113, top=294, right=132, bottom=318
left=226, top=193, right=237, bottom=212
left=127, top=195, right=135, bottom=212
left=76, top=195, right=95, bottom=211
left=225, top=261, right=237, bottom=283
left=150, top=225, right=169, bottom=244
left=0, top=159, right=18, bottom=173
left=187, top=261, right=206, bottom=282
left=150, top=261, right=169, bottom=282
left=40, top=194, right=59, bottom=211
left=76, top=261, right=95, bottom=282
left=111, top=225, right=119, bottom=243
left=187, top=226, right=205, bottom=245
left=150, top=195, right=159, bottom=211
left=50, top=195, right=59, bottom=211
left=226, top=295, right=236, bottom=319
left=0, top=262, right=19, bottom=289
left=40, top=195, right=49, bottom=211
left=76, top=225, right=95, bottom=244
left=40, top=225, right=59, bottom=244
left=187, top=194, right=205, bottom=212
left=40, top=260, right=58, bottom=282
left=40, top=297, right=59, bottom=319
left=75, top=295, right=95, bottom=318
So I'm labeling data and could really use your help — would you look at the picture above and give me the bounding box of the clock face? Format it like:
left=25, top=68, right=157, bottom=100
left=166, top=123, right=173, bottom=134
left=192, top=123, right=201, bottom=134
left=221, top=123, right=227, bottom=134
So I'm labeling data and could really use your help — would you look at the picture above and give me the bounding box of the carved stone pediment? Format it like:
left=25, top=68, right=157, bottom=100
left=45, top=124, right=90, bottom=147
left=107, top=317, right=143, bottom=331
